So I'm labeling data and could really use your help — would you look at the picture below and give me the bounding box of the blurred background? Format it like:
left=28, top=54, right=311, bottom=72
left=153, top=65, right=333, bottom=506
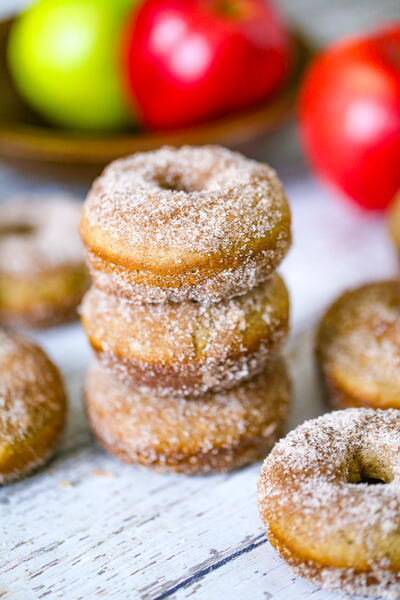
left=0, top=0, right=399, bottom=196
left=4, top=0, right=400, bottom=43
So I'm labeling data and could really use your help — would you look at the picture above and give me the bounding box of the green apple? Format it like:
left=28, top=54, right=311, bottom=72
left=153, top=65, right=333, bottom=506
left=8, top=0, right=138, bottom=131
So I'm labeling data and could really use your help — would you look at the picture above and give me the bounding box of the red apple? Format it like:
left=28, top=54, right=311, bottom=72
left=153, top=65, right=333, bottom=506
left=124, top=0, right=292, bottom=129
left=299, top=25, right=400, bottom=211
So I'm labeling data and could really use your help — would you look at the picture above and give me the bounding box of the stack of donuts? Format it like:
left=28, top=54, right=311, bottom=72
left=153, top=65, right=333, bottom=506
left=80, top=145, right=292, bottom=474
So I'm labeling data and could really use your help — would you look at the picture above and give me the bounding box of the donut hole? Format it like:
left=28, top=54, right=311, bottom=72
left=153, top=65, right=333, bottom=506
left=357, top=470, right=387, bottom=485
left=347, top=453, right=393, bottom=485
left=153, top=166, right=210, bottom=193
left=0, top=223, right=35, bottom=238
left=156, top=172, right=207, bottom=193
left=156, top=174, right=191, bottom=192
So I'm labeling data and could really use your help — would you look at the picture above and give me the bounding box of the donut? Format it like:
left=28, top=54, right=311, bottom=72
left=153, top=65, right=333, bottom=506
left=316, top=281, right=400, bottom=410
left=0, top=327, right=66, bottom=483
left=80, top=273, right=289, bottom=396
left=258, top=408, right=400, bottom=599
left=85, top=358, right=290, bottom=474
left=0, top=195, right=89, bottom=328
left=80, top=146, right=291, bottom=303
left=389, top=192, right=400, bottom=258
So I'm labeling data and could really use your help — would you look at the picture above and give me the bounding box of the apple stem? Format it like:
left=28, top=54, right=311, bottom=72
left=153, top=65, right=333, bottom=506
left=212, top=0, right=245, bottom=19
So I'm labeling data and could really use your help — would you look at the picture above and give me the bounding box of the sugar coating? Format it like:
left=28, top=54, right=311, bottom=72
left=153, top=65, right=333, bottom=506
left=258, top=408, right=400, bottom=598
left=0, top=195, right=84, bottom=277
left=81, top=146, right=291, bottom=302
left=86, top=246, right=288, bottom=303
left=0, top=328, right=66, bottom=483
left=80, top=274, right=289, bottom=396
left=86, top=359, right=291, bottom=475
left=80, top=146, right=292, bottom=475
left=389, top=192, right=400, bottom=249
left=317, top=281, right=400, bottom=407
left=83, top=145, right=290, bottom=254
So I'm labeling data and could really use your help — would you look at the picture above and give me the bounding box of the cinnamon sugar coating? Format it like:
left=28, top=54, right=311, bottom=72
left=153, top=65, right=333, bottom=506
left=0, top=328, right=66, bottom=483
left=316, top=281, right=400, bottom=409
left=0, top=196, right=89, bottom=328
left=80, top=146, right=291, bottom=303
left=80, top=273, right=289, bottom=396
left=389, top=192, right=400, bottom=256
left=85, top=358, right=290, bottom=475
left=258, top=408, right=400, bottom=599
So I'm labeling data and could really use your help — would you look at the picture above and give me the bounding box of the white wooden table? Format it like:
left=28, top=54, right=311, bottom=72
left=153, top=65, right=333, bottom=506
left=1, top=2, right=400, bottom=599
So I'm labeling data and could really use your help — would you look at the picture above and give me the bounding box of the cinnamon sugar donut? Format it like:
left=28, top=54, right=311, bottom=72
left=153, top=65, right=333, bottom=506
left=0, top=328, right=66, bottom=483
left=85, top=358, right=290, bottom=474
left=316, top=281, right=400, bottom=410
left=81, top=273, right=289, bottom=396
left=80, top=146, right=291, bottom=303
left=0, top=196, right=89, bottom=328
left=389, top=192, right=400, bottom=257
left=258, top=408, right=400, bottom=599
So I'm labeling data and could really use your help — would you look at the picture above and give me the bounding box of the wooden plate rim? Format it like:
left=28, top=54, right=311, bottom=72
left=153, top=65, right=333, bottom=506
left=0, top=16, right=312, bottom=166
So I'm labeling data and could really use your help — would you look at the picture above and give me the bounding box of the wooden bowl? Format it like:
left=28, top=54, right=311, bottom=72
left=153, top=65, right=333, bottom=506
left=0, top=16, right=312, bottom=183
